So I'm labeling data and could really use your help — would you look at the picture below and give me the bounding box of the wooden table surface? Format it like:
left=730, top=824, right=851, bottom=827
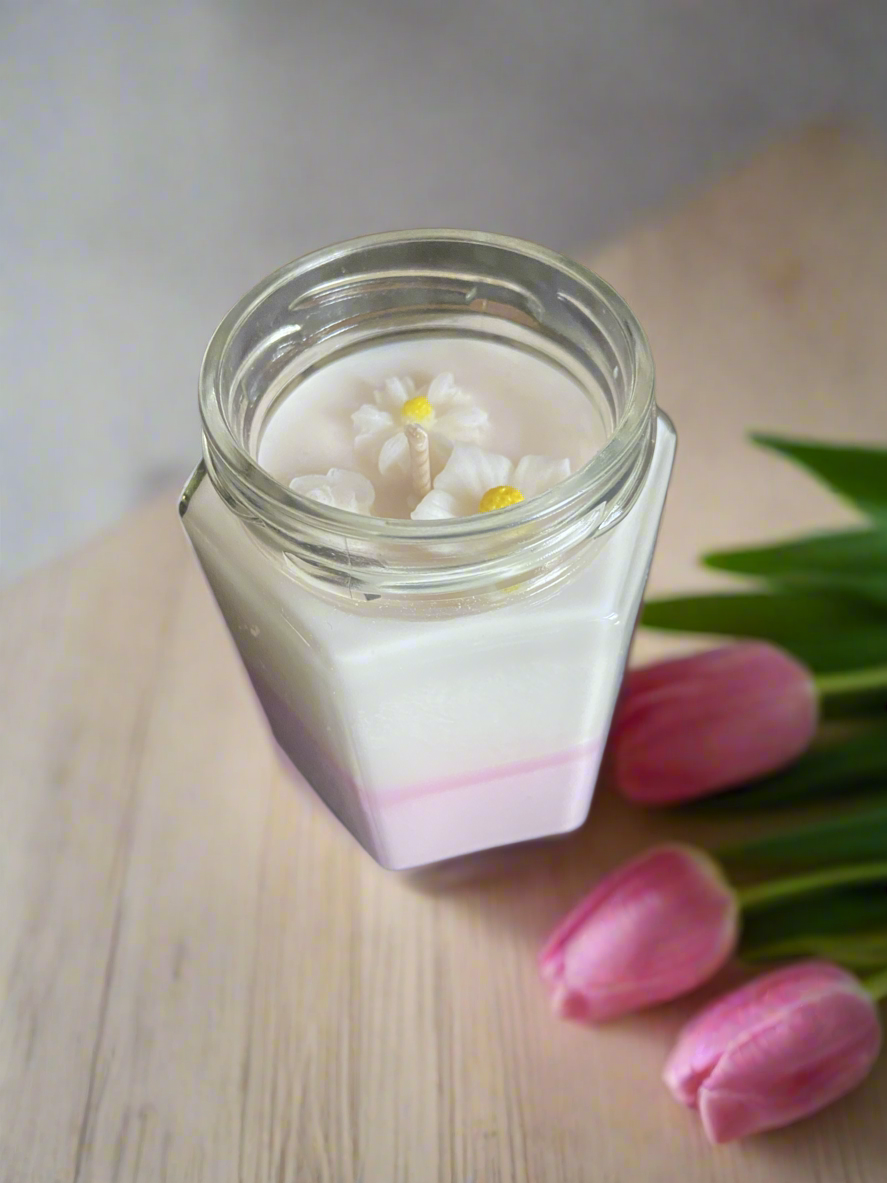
left=3, top=127, right=887, bottom=1183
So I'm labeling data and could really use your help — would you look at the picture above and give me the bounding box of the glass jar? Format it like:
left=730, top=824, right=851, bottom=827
left=180, top=230, right=675, bottom=869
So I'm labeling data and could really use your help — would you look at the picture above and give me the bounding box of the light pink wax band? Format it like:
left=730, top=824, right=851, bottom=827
left=378, top=740, right=601, bottom=807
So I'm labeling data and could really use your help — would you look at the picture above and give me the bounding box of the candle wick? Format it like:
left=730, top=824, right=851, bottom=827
left=405, top=423, right=432, bottom=498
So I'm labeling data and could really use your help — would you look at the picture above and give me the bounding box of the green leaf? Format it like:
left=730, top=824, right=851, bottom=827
left=742, top=928, right=887, bottom=970
left=719, top=801, right=887, bottom=868
left=752, top=434, right=887, bottom=524
left=686, top=724, right=887, bottom=813
left=706, top=529, right=887, bottom=575
left=704, top=529, right=887, bottom=608
left=816, top=665, right=887, bottom=718
left=740, top=887, right=887, bottom=952
left=642, top=590, right=887, bottom=672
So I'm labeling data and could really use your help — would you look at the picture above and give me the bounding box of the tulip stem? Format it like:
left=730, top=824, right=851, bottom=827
left=862, top=966, right=887, bottom=1003
left=737, top=861, right=887, bottom=910
left=815, top=664, right=887, bottom=718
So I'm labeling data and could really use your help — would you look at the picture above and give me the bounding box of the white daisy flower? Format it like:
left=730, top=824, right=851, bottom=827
left=411, top=444, right=571, bottom=520
left=289, top=468, right=376, bottom=514
left=351, top=372, right=489, bottom=478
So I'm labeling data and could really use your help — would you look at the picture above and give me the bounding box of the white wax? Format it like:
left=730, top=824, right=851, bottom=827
left=183, top=420, right=676, bottom=869
left=256, top=336, right=607, bottom=518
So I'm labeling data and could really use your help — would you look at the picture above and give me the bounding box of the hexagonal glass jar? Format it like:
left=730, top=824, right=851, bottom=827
left=180, top=231, right=675, bottom=869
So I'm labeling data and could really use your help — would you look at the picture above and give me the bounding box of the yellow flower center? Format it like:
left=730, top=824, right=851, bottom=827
left=478, top=485, right=524, bottom=513
left=401, top=395, right=434, bottom=424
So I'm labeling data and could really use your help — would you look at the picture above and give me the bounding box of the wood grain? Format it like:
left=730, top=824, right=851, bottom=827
left=2, top=127, right=887, bottom=1182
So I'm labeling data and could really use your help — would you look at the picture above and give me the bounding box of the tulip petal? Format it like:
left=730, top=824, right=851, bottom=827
left=613, top=643, right=818, bottom=805
left=664, top=961, right=882, bottom=1143
left=665, top=962, right=846, bottom=1104
left=690, top=723, right=887, bottom=813
left=540, top=844, right=738, bottom=1022
left=701, top=983, right=880, bottom=1142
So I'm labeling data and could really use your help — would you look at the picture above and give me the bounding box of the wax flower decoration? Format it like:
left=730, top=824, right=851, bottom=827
left=297, top=373, right=576, bottom=520
left=289, top=468, right=376, bottom=514
left=352, top=372, right=489, bottom=478
left=411, top=443, right=571, bottom=520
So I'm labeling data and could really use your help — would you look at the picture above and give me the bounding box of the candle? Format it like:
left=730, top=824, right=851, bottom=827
left=257, top=336, right=607, bottom=520
left=181, top=231, right=675, bottom=870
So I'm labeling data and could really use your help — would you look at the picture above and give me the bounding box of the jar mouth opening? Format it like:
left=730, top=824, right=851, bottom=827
left=199, top=229, right=655, bottom=543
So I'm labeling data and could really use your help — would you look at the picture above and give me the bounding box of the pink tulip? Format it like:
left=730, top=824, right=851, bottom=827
left=612, top=643, right=818, bottom=805
left=664, top=961, right=882, bottom=1142
left=539, top=844, right=738, bottom=1022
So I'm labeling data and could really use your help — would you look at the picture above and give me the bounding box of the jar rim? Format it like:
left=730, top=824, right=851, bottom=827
left=199, top=228, right=655, bottom=547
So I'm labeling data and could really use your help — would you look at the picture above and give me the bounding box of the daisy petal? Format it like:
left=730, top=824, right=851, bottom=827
left=429, top=432, right=455, bottom=473
left=289, top=475, right=337, bottom=507
left=376, top=375, right=415, bottom=413
left=426, top=372, right=470, bottom=410
left=435, top=444, right=514, bottom=501
left=378, top=430, right=411, bottom=475
left=352, top=404, right=396, bottom=450
left=410, top=489, right=463, bottom=520
left=435, top=405, right=489, bottom=443
left=513, top=455, right=572, bottom=499
left=326, top=469, right=377, bottom=512
left=290, top=468, right=376, bottom=514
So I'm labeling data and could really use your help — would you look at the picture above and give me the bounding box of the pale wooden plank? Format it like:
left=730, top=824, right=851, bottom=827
left=70, top=559, right=275, bottom=1182
left=0, top=502, right=187, bottom=1182
left=236, top=784, right=365, bottom=1183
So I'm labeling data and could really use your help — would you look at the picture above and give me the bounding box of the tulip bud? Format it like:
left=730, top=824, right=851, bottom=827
left=613, top=643, right=818, bottom=805
left=664, top=961, right=882, bottom=1142
left=539, top=844, right=738, bottom=1022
